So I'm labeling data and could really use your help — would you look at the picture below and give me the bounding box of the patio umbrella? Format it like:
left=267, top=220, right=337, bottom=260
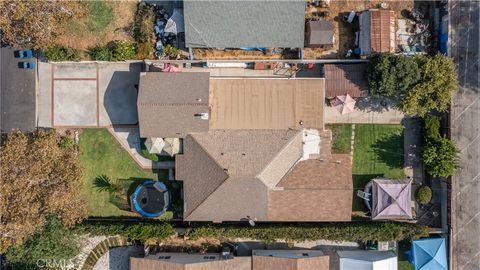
left=144, top=137, right=165, bottom=154
left=164, top=8, right=184, bottom=35
left=334, top=94, right=356, bottom=115
left=163, top=138, right=181, bottom=156
left=162, top=63, right=181, bottom=72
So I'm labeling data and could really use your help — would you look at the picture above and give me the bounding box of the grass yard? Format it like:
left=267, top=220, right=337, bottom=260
left=79, top=129, right=173, bottom=218
left=328, top=124, right=353, bottom=154
left=352, top=124, right=405, bottom=213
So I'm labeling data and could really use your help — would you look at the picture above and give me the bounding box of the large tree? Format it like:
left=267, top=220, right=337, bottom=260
left=368, top=53, right=421, bottom=98
left=0, top=1, right=86, bottom=49
left=400, top=54, right=458, bottom=116
left=0, top=130, right=87, bottom=253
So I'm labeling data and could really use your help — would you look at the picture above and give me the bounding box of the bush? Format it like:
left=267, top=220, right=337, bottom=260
left=185, top=222, right=429, bottom=243
left=5, top=217, right=81, bottom=270
left=423, top=115, right=441, bottom=141
left=422, top=137, right=460, bottom=178
left=416, top=185, right=433, bottom=205
left=59, top=136, right=74, bottom=149
left=75, top=221, right=175, bottom=241
left=164, top=44, right=180, bottom=59
left=89, top=46, right=113, bottom=61
left=111, top=40, right=136, bottom=61
left=44, top=45, right=81, bottom=61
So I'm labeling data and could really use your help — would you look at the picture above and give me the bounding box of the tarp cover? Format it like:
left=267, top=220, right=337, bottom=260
left=371, top=178, right=412, bottom=220
left=411, top=238, right=448, bottom=270
left=338, top=250, right=397, bottom=270
left=165, top=8, right=184, bottom=34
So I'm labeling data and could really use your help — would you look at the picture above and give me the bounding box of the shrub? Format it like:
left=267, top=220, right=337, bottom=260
left=44, top=45, right=81, bottom=61
left=59, top=136, right=74, bottom=149
left=416, top=185, right=433, bottom=205
left=75, top=221, right=175, bottom=241
left=89, top=46, right=113, bottom=61
left=111, top=40, right=136, bottom=61
left=164, top=44, right=180, bottom=59
left=423, top=115, right=441, bottom=141
left=422, top=137, right=460, bottom=178
left=185, top=222, right=429, bottom=243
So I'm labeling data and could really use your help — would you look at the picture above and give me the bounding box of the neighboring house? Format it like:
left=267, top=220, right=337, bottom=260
left=183, top=0, right=305, bottom=48
left=306, top=20, right=335, bottom=48
left=252, top=250, right=330, bottom=270
left=130, top=250, right=330, bottom=270
left=358, top=9, right=396, bottom=55
left=324, top=63, right=369, bottom=98
left=137, top=72, right=210, bottom=138
left=176, top=129, right=352, bottom=222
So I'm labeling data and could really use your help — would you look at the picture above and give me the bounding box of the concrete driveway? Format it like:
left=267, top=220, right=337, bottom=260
left=37, top=62, right=141, bottom=128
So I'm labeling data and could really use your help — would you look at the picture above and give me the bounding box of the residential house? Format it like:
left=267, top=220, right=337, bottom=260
left=183, top=0, right=305, bottom=49
left=130, top=250, right=330, bottom=270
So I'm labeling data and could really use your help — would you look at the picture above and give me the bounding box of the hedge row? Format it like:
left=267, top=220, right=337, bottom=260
left=75, top=221, right=175, bottom=241
left=185, top=222, right=429, bottom=243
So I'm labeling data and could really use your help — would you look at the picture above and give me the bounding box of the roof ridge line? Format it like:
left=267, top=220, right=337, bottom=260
left=183, top=133, right=229, bottom=220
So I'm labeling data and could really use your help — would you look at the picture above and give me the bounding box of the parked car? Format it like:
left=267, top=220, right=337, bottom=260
left=15, top=49, right=33, bottom=59
left=18, top=62, right=36, bottom=69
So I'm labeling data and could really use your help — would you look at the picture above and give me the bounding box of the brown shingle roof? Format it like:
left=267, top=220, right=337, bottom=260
left=177, top=130, right=353, bottom=222
left=137, top=72, right=210, bottom=138
left=324, top=64, right=369, bottom=98
left=176, top=129, right=303, bottom=221
left=268, top=154, right=353, bottom=221
left=131, top=256, right=252, bottom=270
left=253, top=255, right=330, bottom=270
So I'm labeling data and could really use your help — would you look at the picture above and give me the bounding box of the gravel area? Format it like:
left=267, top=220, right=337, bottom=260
left=93, top=246, right=144, bottom=270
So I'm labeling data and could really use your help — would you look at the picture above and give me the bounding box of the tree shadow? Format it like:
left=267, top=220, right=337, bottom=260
left=372, top=132, right=404, bottom=169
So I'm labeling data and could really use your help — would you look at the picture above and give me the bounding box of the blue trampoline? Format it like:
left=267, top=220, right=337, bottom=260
left=130, top=180, right=170, bottom=218
left=409, top=238, right=448, bottom=270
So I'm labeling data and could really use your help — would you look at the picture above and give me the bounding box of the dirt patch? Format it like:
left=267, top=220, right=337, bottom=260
left=193, top=48, right=285, bottom=60
left=304, top=0, right=414, bottom=59
left=56, top=2, right=137, bottom=50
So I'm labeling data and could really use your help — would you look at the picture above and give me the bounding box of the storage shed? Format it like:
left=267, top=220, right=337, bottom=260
left=307, top=20, right=334, bottom=48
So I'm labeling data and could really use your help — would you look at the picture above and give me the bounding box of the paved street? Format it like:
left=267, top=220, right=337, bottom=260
left=449, top=1, right=480, bottom=270
left=0, top=47, right=36, bottom=133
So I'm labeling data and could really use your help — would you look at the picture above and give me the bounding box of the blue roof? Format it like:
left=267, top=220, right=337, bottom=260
left=411, top=238, right=448, bottom=270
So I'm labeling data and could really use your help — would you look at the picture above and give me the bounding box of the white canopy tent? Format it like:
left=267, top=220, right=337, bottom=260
left=338, top=250, right=397, bottom=270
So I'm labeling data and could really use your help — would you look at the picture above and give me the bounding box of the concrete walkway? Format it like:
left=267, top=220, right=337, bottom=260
left=403, top=118, right=423, bottom=182
left=325, top=98, right=405, bottom=124
left=108, top=127, right=175, bottom=171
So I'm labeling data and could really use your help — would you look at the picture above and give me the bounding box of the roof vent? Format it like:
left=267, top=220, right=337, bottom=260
left=194, top=112, right=209, bottom=120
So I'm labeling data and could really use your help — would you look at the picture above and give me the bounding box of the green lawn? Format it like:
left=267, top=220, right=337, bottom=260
left=79, top=129, right=173, bottom=218
left=352, top=124, right=405, bottom=213
left=328, top=124, right=353, bottom=154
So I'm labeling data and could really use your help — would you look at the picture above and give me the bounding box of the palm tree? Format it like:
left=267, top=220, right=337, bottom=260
left=94, top=175, right=121, bottom=194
